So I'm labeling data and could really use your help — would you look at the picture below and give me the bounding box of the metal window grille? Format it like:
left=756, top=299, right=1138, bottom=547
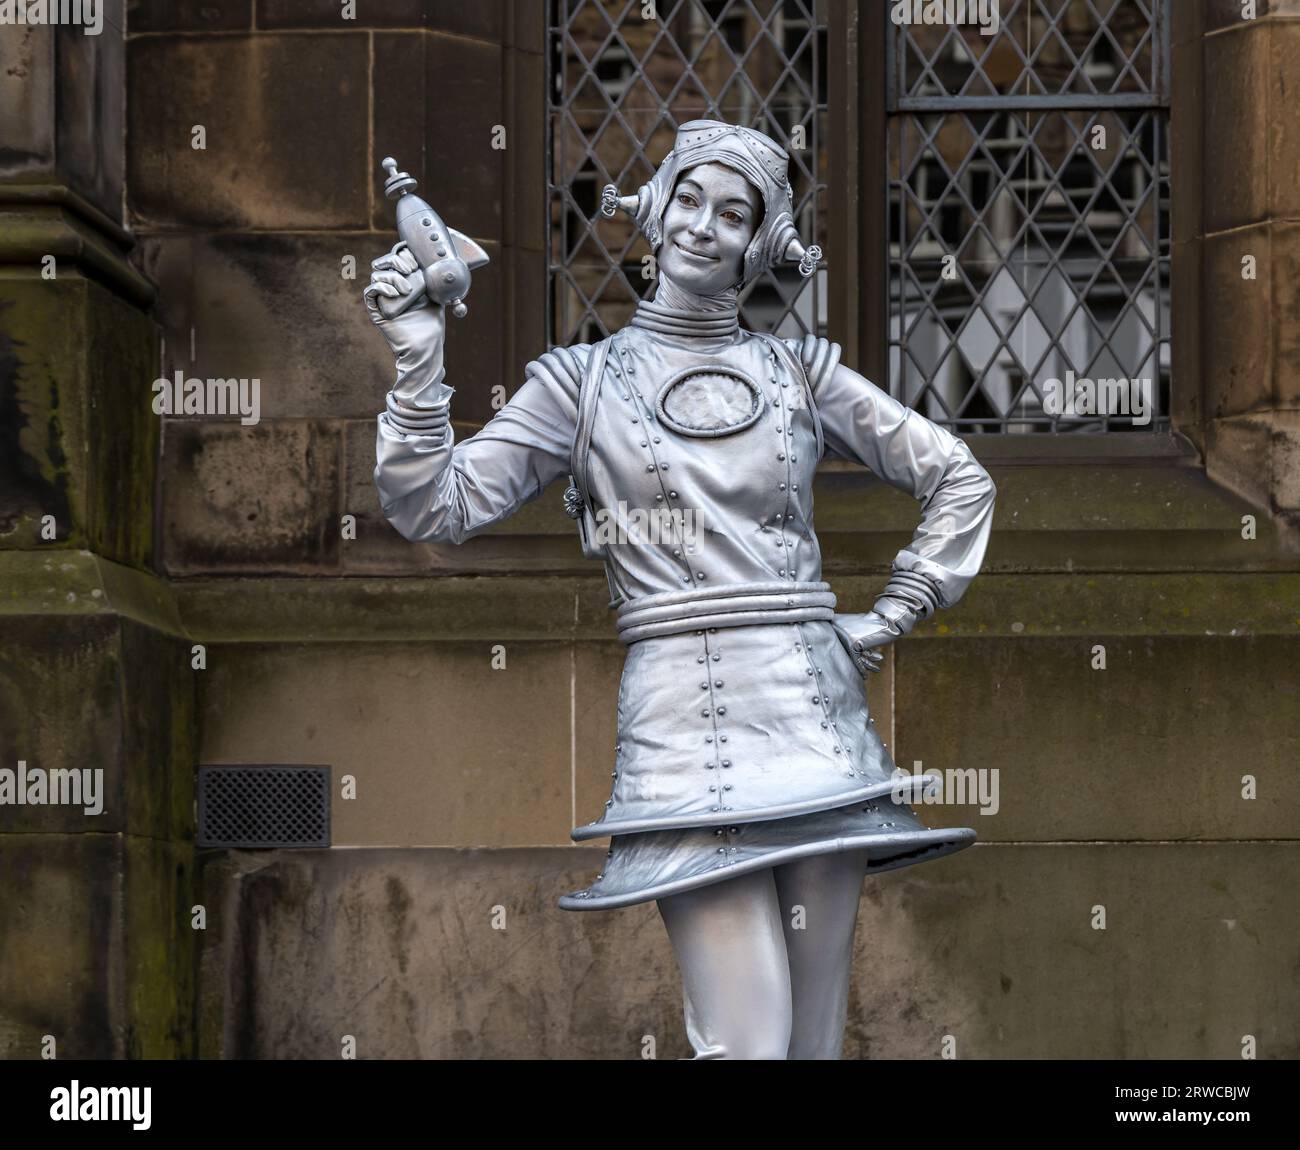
left=547, top=0, right=830, bottom=348
left=887, top=0, right=1172, bottom=432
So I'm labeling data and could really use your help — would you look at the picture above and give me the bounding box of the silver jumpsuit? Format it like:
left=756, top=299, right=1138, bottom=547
left=373, top=299, right=998, bottom=914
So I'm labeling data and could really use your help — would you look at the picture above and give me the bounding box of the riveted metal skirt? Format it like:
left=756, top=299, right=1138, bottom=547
left=561, top=615, right=976, bottom=910
left=558, top=797, right=976, bottom=910
left=572, top=618, right=903, bottom=842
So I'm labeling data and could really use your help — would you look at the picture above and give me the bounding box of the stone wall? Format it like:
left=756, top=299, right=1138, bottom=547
left=0, top=1, right=196, bottom=1058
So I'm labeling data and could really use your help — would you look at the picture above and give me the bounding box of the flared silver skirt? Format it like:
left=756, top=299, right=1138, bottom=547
left=560, top=617, right=976, bottom=910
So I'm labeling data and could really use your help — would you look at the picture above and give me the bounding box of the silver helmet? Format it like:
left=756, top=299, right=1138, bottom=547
left=600, top=119, right=823, bottom=287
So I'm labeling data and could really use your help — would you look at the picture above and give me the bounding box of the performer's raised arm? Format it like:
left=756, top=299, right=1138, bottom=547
left=366, top=240, right=585, bottom=545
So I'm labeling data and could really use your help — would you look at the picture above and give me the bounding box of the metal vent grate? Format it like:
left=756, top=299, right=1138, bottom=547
left=197, top=765, right=331, bottom=848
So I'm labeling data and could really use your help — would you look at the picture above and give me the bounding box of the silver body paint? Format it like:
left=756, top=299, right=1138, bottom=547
left=369, top=118, right=996, bottom=1059
left=374, top=318, right=996, bottom=909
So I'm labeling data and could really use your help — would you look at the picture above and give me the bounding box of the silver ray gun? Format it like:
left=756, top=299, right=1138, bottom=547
left=378, top=156, right=490, bottom=320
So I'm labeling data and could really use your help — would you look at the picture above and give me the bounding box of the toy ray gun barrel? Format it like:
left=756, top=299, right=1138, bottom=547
left=378, top=156, right=490, bottom=320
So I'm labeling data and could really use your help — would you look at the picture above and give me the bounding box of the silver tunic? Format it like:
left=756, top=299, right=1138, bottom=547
left=375, top=313, right=997, bottom=911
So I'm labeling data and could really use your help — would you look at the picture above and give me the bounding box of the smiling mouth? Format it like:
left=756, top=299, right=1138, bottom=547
left=674, top=240, right=718, bottom=262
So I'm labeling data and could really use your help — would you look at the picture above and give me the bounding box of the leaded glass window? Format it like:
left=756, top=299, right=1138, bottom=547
left=887, top=0, right=1172, bottom=432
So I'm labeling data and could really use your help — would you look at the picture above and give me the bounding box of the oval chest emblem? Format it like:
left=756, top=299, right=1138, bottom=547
left=655, top=365, right=764, bottom=438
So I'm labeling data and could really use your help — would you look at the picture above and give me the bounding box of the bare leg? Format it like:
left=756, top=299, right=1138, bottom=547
left=656, top=868, right=792, bottom=1059
left=772, top=848, right=872, bottom=1060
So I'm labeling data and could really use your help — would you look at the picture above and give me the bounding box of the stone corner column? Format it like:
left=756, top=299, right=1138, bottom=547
left=0, top=0, right=196, bottom=1061
left=1178, top=1, right=1300, bottom=545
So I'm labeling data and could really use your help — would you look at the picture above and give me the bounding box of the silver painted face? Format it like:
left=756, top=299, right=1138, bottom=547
left=657, top=162, right=762, bottom=295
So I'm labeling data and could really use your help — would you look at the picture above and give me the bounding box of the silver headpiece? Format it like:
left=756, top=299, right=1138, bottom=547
left=599, top=119, right=823, bottom=286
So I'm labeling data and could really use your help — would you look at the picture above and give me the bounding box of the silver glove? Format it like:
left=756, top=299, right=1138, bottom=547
left=364, top=240, right=452, bottom=416
left=834, top=568, right=942, bottom=674
left=834, top=604, right=912, bottom=675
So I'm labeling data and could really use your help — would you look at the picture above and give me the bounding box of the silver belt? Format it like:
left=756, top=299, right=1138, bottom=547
left=615, top=580, right=837, bottom=645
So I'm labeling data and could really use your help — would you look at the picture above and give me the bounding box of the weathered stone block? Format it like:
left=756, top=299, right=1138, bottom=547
left=0, top=614, right=121, bottom=835
left=0, top=26, right=54, bottom=175
left=0, top=6, right=126, bottom=216
left=1170, top=37, right=1202, bottom=248
left=1274, top=414, right=1300, bottom=510
left=0, top=271, right=158, bottom=566
left=427, top=0, right=504, bottom=42
left=507, top=242, right=549, bottom=384
left=1172, top=0, right=1205, bottom=45
left=259, top=0, right=427, bottom=28
left=0, top=833, right=194, bottom=1059
left=0, top=586, right=195, bottom=842
left=160, top=420, right=341, bottom=575
left=198, top=641, right=574, bottom=845
left=1268, top=16, right=1300, bottom=221
left=363, top=31, right=510, bottom=242
left=371, top=32, right=430, bottom=231
left=118, top=618, right=197, bottom=845
left=422, top=33, right=505, bottom=244
left=510, top=1, right=545, bottom=55
left=1202, top=224, right=1271, bottom=418
left=0, top=283, right=75, bottom=546
left=1210, top=410, right=1300, bottom=521
left=894, top=635, right=1300, bottom=840
left=1204, top=0, right=1254, bottom=33
left=0, top=834, right=119, bottom=1058
left=55, top=10, right=127, bottom=220
left=1202, top=21, right=1269, bottom=233
left=510, top=49, right=547, bottom=253
left=127, top=34, right=370, bottom=229
left=196, top=847, right=685, bottom=1059
left=1271, top=221, right=1300, bottom=408
left=84, top=279, right=161, bottom=566
left=135, top=232, right=398, bottom=420
left=176, top=573, right=595, bottom=643
left=122, top=833, right=195, bottom=1058
left=127, top=0, right=253, bottom=32
left=851, top=841, right=1300, bottom=1058
left=1170, top=238, right=1203, bottom=436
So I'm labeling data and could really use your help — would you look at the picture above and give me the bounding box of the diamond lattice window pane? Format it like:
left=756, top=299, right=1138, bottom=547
left=893, top=0, right=1164, bottom=103
left=888, top=3, right=1170, bottom=432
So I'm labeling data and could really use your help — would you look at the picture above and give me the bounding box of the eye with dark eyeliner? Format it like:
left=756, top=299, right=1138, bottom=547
left=676, top=192, right=744, bottom=225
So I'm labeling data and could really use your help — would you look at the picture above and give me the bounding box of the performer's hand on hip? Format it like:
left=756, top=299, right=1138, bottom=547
left=835, top=597, right=921, bottom=676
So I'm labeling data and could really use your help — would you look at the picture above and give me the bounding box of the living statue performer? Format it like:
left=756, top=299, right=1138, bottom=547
left=366, top=120, right=997, bottom=1060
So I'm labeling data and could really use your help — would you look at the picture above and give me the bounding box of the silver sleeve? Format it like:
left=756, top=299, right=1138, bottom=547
left=373, top=347, right=585, bottom=545
left=811, top=355, right=997, bottom=610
